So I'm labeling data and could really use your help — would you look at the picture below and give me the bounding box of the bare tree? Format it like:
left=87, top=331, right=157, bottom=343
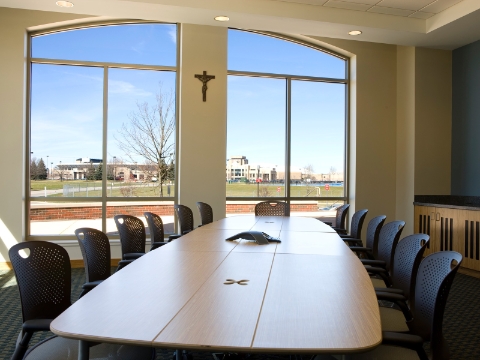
left=304, top=164, right=316, bottom=196
left=115, top=85, right=175, bottom=197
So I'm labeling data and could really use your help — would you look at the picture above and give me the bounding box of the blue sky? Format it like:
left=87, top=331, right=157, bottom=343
left=30, top=25, right=346, bottom=175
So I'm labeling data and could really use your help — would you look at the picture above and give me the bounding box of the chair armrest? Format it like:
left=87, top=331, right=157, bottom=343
left=168, top=234, right=181, bottom=242
left=182, top=229, right=192, bottom=235
left=343, top=238, right=363, bottom=246
left=123, top=252, right=145, bottom=260
left=335, top=229, right=348, bottom=235
left=374, top=287, right=404, bottom=295
left=361, top=259, right=386, bottom=268
left=323, top=221, right=332, bottom=226
left=23, top=319, right=52, bottom=332
left=349, top=246, right=371, bottom=253
left=376, top=291, right=412, bottom=321
left=116, top=260, right=133, bottom=271
left=151, top=242, right=168, bottom=250
left=382, top=332, right=426, bottom=353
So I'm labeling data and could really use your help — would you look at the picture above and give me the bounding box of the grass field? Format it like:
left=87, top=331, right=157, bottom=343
left=31, top=180, right=343, bottom=198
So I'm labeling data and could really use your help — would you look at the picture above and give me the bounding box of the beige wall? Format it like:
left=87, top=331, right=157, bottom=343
left=396, top=46, right=416, bottom=235
left=0, top=7, right=452, bottom=261
left=178, top=24, right=227, bottom=225
left=414, top=48, right=452, bottom=196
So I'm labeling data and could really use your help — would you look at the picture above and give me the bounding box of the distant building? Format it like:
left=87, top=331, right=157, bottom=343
left=226, top=156, right=343, bottom=183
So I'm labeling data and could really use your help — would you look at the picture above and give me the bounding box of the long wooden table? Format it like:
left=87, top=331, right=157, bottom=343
left=51, top=216, right=381, bottom=358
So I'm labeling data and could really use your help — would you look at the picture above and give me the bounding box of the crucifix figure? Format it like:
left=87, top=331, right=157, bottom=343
left=194, top=71, right=215, bottom=102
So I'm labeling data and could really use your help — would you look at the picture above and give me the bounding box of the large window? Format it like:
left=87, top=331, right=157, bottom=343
left=227, top=30, right=348, bottom=218
left=28, top=23, right=177, bottom=238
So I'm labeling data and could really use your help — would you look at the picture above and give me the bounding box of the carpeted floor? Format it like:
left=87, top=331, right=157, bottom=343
left=1, top=267, right=479, bottom=360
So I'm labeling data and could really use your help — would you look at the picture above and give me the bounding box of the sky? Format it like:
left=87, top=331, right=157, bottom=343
left=30, top=25, right=346, bottom=175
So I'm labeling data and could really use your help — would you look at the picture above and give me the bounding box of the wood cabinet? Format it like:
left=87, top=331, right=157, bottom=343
left=414, top=205, right=480, bottom=271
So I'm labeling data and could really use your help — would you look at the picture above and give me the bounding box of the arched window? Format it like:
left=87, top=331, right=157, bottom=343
left=227, top=30, right=348, bottom=217
left=28, top=23, right=177, bottom=238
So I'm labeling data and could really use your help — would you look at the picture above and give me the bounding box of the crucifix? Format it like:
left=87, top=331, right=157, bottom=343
left=194, top=71, right=215, bottom=102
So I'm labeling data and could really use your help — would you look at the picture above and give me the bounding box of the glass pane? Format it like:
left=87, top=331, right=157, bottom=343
left=227, top=76, right=286, bottom=197
left=32, top=24, right=176, bottom=66
left=30, top=201, right=102, bottom=236
left=30, top=64, right=103, bottom=197
left=107, top=68, right=176, bottom=197
left=290, top=81, right=345, bottom=197
left=228, top=29, right=345, bottom=79
left=290, top=200, right=345, bottom=221
left=105, top=201, right=175, bottom=235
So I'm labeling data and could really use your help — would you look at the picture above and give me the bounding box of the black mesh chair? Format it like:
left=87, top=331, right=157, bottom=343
left=344, top=215, right=386, bottom=256
left=196, top=201, right=213, bottom=226
left=9, top=241, right=156, bottom=360
left=254, top=201, right=289, bottom=216
left=371, top=234, right=430, bottom=325
left=114, top=214, right=146, bottom=261
left=144, top=212, right=169, bottom=249
left=352, top=251, right=463, bottom=360
left=9, top=241, right=71, bottom=360
left=337, top=209, right=368, bottom=238
left=75, top=228, right=132, bottom=297
left=356, top=220, right=405, bottom=272
left=323, top=203, right=349, bottom=229
left=168, top=204, right=195, bottom=241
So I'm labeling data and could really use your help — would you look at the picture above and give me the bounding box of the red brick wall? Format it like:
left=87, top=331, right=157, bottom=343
left=31, top=203, right=319, bottom=221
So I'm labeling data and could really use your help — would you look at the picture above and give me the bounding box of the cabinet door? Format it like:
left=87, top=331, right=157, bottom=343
left=414, top=205, right=436, bottom=255
left=434, top=207, right=457, bottom=253
left=457, top=210, right=480, bottom=271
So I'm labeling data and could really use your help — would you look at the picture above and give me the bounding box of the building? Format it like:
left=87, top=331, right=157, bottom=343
left=1, top=2, right=480, bottom=265
left=226, top=156, right=343, bottom=183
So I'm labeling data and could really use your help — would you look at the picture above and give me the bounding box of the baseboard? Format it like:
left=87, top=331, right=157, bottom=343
left=459, top=266, right=480, bottom=279
left=1, top=259, right=122, bottom=270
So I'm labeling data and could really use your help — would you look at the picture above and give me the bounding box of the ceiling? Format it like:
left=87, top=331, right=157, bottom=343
left=2, top=0, right=480, bottom=49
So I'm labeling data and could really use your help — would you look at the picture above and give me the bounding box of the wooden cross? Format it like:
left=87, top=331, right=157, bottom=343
left=194, top=71, right=215, bottom=102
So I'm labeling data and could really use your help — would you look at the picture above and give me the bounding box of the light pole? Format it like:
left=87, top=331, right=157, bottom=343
left=113, top=156, right=116, bottom=181
left=257, top=165, right=260, bottom=197
left=46, top=155, right=49, bottom=179
left=51, top=162, right=53, bottom=180
left=59, top=161, right=62, bottom=181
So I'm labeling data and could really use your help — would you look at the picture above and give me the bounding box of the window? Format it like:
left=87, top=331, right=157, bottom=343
left=28, top=23, right=177, bottom=238
left=227, top=30, right=348, bottom=217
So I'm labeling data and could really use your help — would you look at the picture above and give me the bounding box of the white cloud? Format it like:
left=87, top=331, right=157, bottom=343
left=108, top=79, right=152, bottom=97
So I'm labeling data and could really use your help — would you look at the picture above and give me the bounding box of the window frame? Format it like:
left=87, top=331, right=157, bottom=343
left=226, top=29, right=350, bottom=207
left=25, top=21, right=180, bottom=240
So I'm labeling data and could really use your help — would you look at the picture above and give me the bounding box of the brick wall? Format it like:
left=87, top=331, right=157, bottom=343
left=31, top=203, right=319, bottom=221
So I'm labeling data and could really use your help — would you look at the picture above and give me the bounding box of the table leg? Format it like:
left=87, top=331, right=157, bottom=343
left=78, top=340, right=89, bottom=360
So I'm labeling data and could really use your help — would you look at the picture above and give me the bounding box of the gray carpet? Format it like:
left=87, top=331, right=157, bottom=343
left=1, top=268, right=479, bottom=360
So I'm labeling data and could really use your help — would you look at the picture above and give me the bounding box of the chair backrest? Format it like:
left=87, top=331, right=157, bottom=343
left=376, top=220, right=405, bottom=272
left=349, top=209, right=368, bottom=239
left=255, top=201, right=289, bottom=216
left=114, top=214, right=146, bottom=255
left=75, top=228, right=111, bottom=283
left=410, top=251, right=462, bottom=360
left=334, top=204, right=350, bottom=229
left=196, top=202, right=213, bottom=226
left=174, top=204, right=194, bottom=234
left=144, top=212, right=164, bottom=247
left=390, top=233, right=429, bottom=300
left=364, top=215, right=387, bottom=255
left=9, top=241, right=71, bottom=322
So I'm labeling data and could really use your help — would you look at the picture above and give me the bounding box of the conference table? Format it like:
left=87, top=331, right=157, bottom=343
left=51, top=215, right=381, bottom=359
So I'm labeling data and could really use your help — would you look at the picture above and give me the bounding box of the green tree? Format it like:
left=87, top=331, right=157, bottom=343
left=86, top=162, right=96, bottom=180
left=37, top=158, right=47, bottom=180
left=30, top=157, right=38, bottom=180
left=94, top=163, right=103, bottom=181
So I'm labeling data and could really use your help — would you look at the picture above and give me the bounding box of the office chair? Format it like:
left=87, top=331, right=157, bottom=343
left=196, top=201, right=213, bottom=226
left=144, top=212, right=169, bottom=249
left=254, top=200, right=289, bottom=216
left=114, top=214, right=146, bottom=261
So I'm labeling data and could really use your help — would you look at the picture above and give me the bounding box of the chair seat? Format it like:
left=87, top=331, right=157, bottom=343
left=24, top=335, right=155, bottom=360
left=82, top=280, right=104, bottom=290
left=380, top=307, right=409, bottom=332
left=371, top=277, right=386, bottom=288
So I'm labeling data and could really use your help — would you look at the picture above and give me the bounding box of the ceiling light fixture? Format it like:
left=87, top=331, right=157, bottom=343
left=348, top=30, right=362, bottom=36
left=56, top=1, right=74, bottom=7
left=214, top=16, right=230, bottom=22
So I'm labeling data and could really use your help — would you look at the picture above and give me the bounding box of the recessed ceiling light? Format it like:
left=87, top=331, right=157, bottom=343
left=348, top=30, right=362, bottom=36
left=214, top=16, right=230, bottom=22
left=56, top=1, right=74, bottom=8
